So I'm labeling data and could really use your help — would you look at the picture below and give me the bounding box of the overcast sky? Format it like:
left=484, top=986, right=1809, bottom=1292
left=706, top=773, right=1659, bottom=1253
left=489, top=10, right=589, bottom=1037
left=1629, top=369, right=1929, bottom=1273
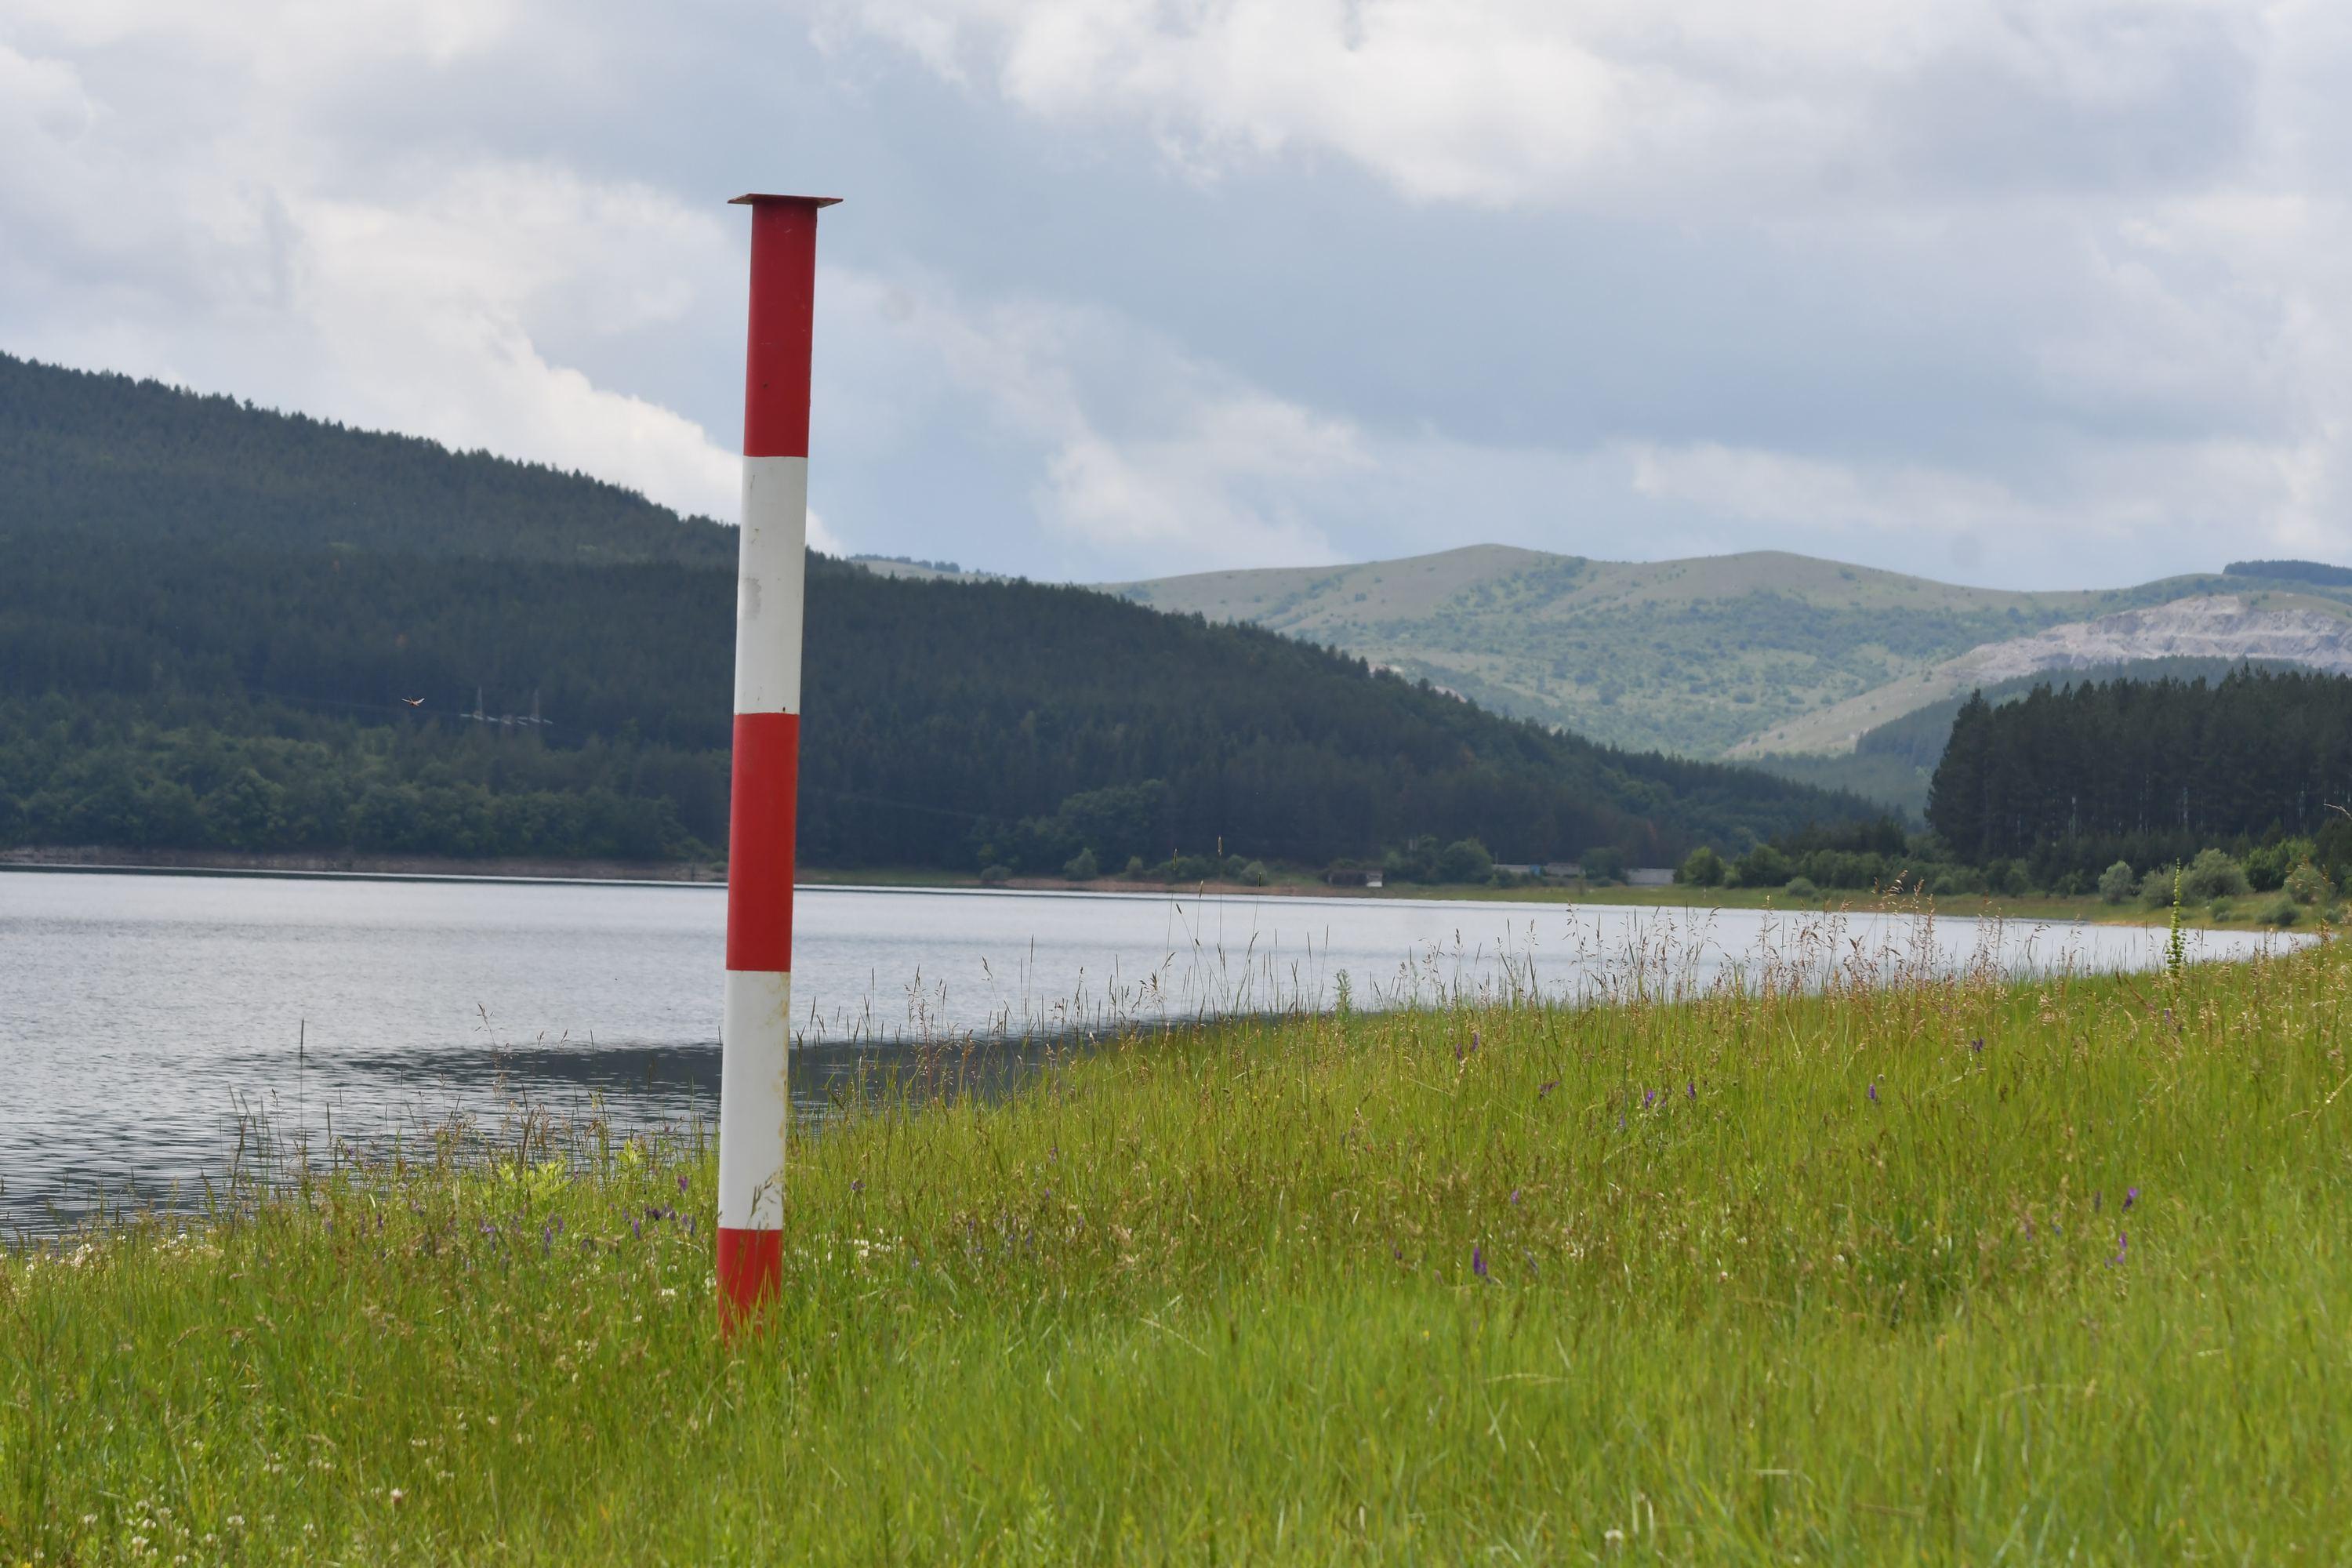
left=5, top=1, right=2346, bottom=587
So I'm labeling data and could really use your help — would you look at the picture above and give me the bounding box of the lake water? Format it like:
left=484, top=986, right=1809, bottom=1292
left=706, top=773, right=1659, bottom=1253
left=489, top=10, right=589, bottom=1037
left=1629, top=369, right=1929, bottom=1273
left=0, top=869, right=2288, bottom=1232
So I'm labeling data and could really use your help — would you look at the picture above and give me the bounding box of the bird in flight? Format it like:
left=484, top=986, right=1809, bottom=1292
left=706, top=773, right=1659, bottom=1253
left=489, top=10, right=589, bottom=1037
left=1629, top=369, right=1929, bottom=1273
left=401, top=697, right=425, bottom=706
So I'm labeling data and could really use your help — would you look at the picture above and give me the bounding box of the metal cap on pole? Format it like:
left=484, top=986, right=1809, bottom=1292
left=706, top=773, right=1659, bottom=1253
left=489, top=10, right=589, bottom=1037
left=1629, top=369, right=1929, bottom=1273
left=717, top=192, right=836, bottom=1329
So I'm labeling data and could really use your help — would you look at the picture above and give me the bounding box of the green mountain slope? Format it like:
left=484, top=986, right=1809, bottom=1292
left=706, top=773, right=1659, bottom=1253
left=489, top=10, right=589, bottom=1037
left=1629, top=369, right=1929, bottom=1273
left=0, top=353, right=1868, bottom=867
left=1110, top=547, right=2257, bottom=758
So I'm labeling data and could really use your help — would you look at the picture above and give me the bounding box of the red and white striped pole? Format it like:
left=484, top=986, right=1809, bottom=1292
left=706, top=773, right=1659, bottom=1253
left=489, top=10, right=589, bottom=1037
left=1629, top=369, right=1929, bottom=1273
left=717, top=191, right=835, bottom=1327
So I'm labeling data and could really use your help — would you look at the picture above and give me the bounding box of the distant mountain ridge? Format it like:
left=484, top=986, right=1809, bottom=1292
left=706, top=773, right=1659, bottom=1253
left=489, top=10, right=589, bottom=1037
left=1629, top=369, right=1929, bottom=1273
left=1108, top=546, right=2351, bottom=763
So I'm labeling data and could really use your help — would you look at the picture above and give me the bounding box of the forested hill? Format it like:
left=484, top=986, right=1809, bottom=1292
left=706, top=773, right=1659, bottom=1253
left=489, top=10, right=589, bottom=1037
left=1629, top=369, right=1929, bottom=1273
left=0, top=351, right=735, bottom=566
left=0, top=352, right=1868, bottom=868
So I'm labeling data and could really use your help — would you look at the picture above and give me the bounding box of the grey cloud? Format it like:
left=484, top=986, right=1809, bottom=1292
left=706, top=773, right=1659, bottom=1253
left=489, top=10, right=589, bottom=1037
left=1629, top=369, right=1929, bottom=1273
left=1871, top=7, right=2263, bottom=197
left=0, top=0, right=2343, bottom=590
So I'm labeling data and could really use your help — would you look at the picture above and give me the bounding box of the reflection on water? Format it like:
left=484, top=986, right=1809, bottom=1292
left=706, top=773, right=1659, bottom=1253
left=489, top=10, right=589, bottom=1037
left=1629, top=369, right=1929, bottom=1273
left=0, top=869, right=2291, bottom=1232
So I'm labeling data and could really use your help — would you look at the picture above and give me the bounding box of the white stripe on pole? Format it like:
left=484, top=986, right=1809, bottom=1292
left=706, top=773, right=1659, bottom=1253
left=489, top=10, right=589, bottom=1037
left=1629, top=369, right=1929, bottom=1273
left=732, top=456, right=808, bottom=717
left=717, top=967, right=793, bottom=1232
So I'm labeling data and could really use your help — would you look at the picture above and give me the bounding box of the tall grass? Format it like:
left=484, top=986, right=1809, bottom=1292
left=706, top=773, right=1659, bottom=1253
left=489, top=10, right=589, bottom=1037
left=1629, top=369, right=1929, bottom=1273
left=5, top=927, right=2350, bottom=1562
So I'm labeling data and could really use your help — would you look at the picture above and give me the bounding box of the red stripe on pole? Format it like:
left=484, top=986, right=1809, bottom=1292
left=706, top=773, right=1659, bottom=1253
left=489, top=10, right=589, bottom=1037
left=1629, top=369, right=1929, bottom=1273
left=726, top=710, right=799, bottom=972
left=717, top=1226, right=783, bottom=1323
left=741, top=201, right=823, bottom=459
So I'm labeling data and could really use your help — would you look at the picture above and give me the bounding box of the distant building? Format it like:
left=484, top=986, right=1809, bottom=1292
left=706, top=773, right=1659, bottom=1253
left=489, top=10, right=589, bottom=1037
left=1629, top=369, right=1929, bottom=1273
left=1542, top=862, right=1582, bottom=879
left=1493, top=862, right=1544, bottom=878
left=1627, top=868, right=1675, bottom=887
left=1326, top=866, right=1385, bottom=888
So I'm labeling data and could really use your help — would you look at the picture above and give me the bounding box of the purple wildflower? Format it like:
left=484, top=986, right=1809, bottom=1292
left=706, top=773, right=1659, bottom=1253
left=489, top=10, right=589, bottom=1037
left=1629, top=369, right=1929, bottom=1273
left=2111, top=1230, right=2129, bottom=1265
left=851, top=1179, right=865, bottom=1193
left=1643, top=1089, right=1656, bottom=1109
left=1969, top=1037, right=1984, bottom=1054
left=686, top=1217, right=695, bottom=1238
left=1510, top=1188, right=1522, bottom=1205
left=1867, top=1081, right=1878, bottom=1103
left=1472, top=1244, right=1487, bottom=1279
left=630, top=1218, right=641, bottom=1240
left=2124, top=1187, right=2138, bottom=1211
left=1538, top=1080, right=1559, bottom=1098
left=677, top=1174, right=689, bottom=1195
left=1471, top=1029, right=1481, bottom=1054
left=1686, top=1080, right=1697, bottom=1101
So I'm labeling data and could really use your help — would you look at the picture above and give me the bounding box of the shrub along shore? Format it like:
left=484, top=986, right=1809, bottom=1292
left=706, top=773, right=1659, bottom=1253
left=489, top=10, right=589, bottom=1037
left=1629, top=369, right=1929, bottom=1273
left=6, top=929, right=2350, bottom=1562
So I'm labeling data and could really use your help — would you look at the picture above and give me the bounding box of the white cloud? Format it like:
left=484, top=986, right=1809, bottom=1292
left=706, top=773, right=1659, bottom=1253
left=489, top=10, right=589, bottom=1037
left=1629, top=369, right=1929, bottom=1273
left=833, top=0, right=1788, bottom=203
left=1626, top=442, right=2027, bottom=537
left=0, top=14, right=759, bottom=532
left=1613, top=430, right=2345, bottom=583
left=821, top=266, right=1356, bottom=570
left=813, top=246, right=2325, bottom=583
left=7, top=0, right=522, bottom=80
left=289, top=172, right=746, bottom=519
left=800, top=0, right=2351, bottom=582
left=822, top=0, right=2278, bottom=208
left=804, top=241, right=2347, bottom=583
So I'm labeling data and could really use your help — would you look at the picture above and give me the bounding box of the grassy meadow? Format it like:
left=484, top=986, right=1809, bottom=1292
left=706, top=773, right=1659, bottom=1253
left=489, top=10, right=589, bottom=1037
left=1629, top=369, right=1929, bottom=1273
left=6, top=921, right=2351, bottom=1562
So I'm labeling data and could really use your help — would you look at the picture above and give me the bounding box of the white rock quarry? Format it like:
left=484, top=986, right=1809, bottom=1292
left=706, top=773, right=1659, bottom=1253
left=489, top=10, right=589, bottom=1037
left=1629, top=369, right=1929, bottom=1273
left=1957, top=596, right=2352, bottom=684
left=1735, top=594, right=2352, bottom=756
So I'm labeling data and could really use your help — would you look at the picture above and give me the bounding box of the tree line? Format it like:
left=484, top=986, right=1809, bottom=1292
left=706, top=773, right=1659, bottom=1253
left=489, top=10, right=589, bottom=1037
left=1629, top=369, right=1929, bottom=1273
left=1925, top=668, right=2352, bottom=882
left=2223, top=560, right=2352, bottom=588
left=0, top=537, right=1868, bottom=867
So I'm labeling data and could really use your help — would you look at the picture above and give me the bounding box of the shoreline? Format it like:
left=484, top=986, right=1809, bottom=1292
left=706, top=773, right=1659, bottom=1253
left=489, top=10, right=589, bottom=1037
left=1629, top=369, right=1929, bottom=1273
left=0, top=844, right=2281, bottom=930
left=1, top=844, right=725, bottom=884
left=0, top=848, right=1330, bottom=900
